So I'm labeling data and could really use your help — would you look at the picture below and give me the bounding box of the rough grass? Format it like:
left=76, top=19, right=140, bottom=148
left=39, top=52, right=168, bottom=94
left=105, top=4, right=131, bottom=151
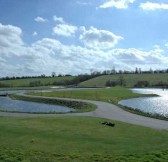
left=0, top=76, right=74, bottom=88
left=0, top=116, right=168, bottom=161
left=78, top=73, right=168, bottom=87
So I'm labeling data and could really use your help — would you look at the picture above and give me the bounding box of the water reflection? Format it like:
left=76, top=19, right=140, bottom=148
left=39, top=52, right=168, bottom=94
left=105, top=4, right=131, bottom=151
left=118, top=88, right=168, bottom=117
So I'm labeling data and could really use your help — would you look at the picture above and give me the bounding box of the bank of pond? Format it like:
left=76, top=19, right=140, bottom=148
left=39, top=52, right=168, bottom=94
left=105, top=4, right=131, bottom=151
left=0, top=94, right=96, bottom=114
left=0, top=88, right=168, bottom=120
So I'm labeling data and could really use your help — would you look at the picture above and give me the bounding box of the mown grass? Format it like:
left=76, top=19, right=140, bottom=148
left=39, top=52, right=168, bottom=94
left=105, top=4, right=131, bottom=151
left=0, top=116, right=168, bottom=161
left=29, top=87, right=155, bottom=104
left=78, top=73, right=168, bottom=87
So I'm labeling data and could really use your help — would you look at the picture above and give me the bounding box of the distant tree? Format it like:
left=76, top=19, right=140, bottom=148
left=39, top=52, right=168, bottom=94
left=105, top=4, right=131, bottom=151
left=118, top=70, right=123, bottom=74
left=139, top=68, right=142, bottom=74
left=149, top=68, right=154, bottom=74
left=118, top=75, right=126, bottom=87
left=135, top=67, right=139, bottom=74
left=105, top=80, right=111, bottom=87
left=52, top=72, right=56, bottom=77
left=111, top=66, right=116, bottom=75
left=41, top=74, right=46, bottom=78
left=65, top=74, right=72, bottom=76
left=102, top=70, right=107, bottom=75
left=58, top=74, right=62, bottom=77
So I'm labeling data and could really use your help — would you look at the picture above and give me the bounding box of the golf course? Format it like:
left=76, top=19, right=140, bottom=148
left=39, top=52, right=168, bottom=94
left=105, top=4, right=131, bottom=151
left=2, top=0, right=168, bottom=161
left=0, top=85, right=168, bottom=161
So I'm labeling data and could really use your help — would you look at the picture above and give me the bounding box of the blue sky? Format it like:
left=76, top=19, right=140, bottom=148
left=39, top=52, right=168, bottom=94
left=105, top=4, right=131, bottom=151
left=1, top=0, right=168, bottom=77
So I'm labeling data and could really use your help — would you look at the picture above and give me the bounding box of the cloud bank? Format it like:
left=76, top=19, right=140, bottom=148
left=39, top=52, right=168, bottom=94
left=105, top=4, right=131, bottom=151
left=0, top=23, right=168, bottom=77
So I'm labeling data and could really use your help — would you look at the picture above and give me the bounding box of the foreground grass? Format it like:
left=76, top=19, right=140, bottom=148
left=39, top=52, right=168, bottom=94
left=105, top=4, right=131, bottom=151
left=29, top=87, right=154, bottom=104
left=0, top=116, right=168, bottom=161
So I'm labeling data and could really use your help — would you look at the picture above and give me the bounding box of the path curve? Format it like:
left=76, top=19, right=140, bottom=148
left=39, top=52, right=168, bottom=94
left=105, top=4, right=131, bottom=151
left=0, top=95, right=168, bottom=130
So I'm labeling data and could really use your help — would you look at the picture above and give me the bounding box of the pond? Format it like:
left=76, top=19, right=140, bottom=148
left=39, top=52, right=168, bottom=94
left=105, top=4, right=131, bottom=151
left=0, top=88, right=97, bottom=113
left=0, top=96, right=75, bottom=113
left=118, top=88, right=168, bottom=117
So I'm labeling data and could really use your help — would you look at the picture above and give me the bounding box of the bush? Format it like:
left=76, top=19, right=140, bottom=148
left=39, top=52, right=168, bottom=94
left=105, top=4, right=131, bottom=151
left=29, top=81, right=42, bottom=87
left=134, top=81, right=150, bottom=87
left=105, top=80, right=117, bottom=87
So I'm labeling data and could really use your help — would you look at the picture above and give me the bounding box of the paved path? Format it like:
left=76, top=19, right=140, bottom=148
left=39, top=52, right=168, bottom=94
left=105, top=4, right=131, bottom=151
left=0, top=95, right=168, bottom=130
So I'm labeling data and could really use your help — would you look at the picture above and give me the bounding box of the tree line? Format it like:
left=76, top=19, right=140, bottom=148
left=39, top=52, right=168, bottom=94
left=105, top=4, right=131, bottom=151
left=1, top=67, right=168, bottom=81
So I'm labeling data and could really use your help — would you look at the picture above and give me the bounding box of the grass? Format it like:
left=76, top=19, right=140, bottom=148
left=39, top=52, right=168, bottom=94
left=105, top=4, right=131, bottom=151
left=29, top=87, right=168, bottom=120
left=0, top=76, right=74, bottom=88
left=78, top=73, right=168, bottom=87
left=0, top=86, right=51, bottom=91
left=0, top=116, right=168, bottom=161
left=29, top=87, right=155, bottom=104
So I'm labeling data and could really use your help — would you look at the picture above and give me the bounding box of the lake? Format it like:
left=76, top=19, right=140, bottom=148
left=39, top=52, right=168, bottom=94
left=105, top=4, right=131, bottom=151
left=0, top=96, right=75, bottom=113
left=118, top=88, right=168, bottom=117
left=0, top=88, right=97, bottom=113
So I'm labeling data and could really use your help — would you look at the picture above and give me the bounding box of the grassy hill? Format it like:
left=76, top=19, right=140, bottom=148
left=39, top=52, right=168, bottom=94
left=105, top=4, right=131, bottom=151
left=1, top=73, right=168, bottom=89
left=78, top=73, right=168, bottom=87
left=0, top=76, right=75, bottom=88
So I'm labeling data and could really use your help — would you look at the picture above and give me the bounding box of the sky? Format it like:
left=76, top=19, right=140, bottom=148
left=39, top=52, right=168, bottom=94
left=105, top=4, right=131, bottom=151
left=1, top=0, right=168, bottom=77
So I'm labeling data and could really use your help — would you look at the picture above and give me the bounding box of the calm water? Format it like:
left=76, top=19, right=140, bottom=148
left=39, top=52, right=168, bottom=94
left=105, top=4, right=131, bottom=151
left=118, top=88, right=168, bottom=117
left=0, top=88, right=97, bottom=113
left=0, top=96, right=75, bottom=113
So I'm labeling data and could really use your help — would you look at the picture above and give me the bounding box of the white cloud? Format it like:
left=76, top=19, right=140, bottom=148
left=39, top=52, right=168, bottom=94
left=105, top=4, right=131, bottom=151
left=53, top=15, right=64, bottom=23
left=140, top=2, right=168, bottom=10
left=0, top=23, right=24, bottom=57
left=98, top=0, right=135, bottom=9
left=0, top=23, right=168, bottom=77
left=80, top=26, right=123, bottom=49
left=34, top=16, right=47, bottom=22
left=53, top=24, right=78, bottom=37
left=32, top=32, right=37, bottom=36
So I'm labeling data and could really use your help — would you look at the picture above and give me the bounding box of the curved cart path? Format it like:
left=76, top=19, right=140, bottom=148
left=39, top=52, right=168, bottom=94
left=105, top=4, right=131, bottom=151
left=0, top=95, right=168, bottom=130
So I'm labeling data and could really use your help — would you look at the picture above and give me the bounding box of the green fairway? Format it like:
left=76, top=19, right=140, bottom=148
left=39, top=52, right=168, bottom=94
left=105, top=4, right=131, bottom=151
left=30, top=87, right=153, bottom=104
left=0, top=116, right=168, bottom=162
left=78, top=73, right=168, bottom=87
